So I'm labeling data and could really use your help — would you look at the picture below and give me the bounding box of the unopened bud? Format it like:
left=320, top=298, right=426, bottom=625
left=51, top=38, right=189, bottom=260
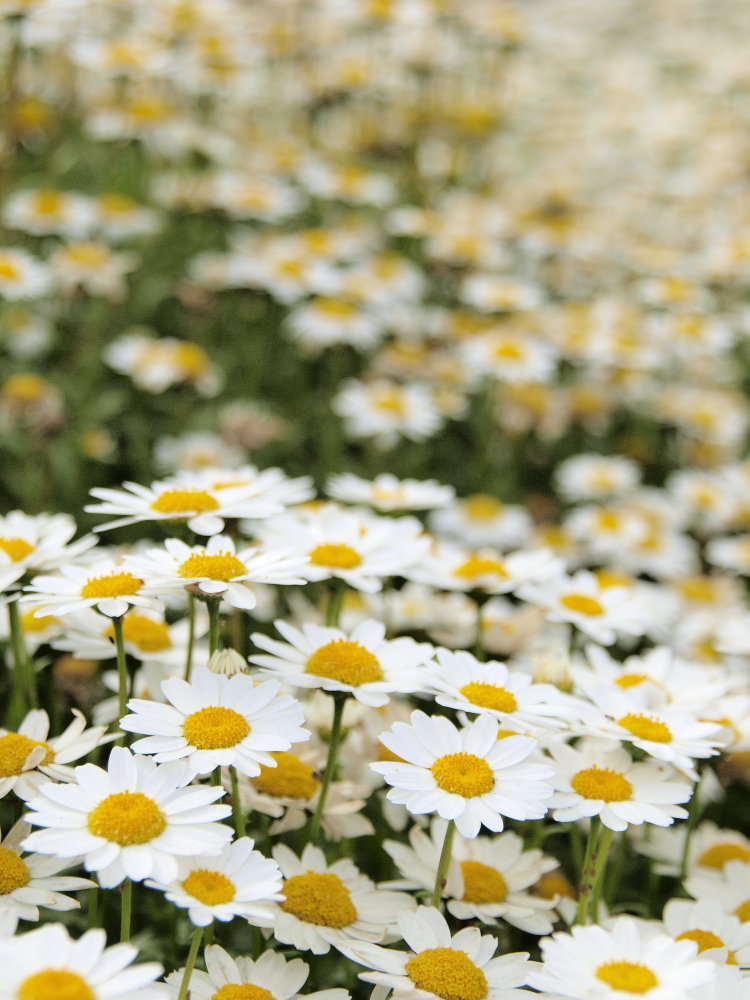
left=207, top=648, right=248, bottom=676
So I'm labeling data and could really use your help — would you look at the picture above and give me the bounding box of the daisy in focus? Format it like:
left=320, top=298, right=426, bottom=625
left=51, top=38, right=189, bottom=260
left=22, top=556, right=161, bottom=619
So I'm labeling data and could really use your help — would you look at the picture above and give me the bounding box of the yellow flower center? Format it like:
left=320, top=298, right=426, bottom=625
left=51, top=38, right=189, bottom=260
left=735, top=899, right=750, bottom=922
left=595, top=961, right=658, bottom=993
left=559, top=593, right=604, bottom=616
left=571, top=766, right=632, bottom=801
left=33, top=190, right=64, bottom=216
left=453, top=556, right=508, bottom=581
left=316, top=297, right=358, bottom=319
left=615, top=674, right=649, bottom=690
left=308, top=543, right=362, bottom=569
left=281, top=871, right=357, bottom=927
left=80, top=572, right=143, bottom=599
left=178, top=551, right=246, bottom=580
left=183, top=706, right=250, bottom=750
left=105, top=614, right=171, bottom=652
left=677, top=577, right=719, bottom=603
left=493, top=340, right=524, bottom=361
left=0, top=537, right=34, bottom=562
left=252, top=752, right=319, bottom=800
left=181, top=869, right=236, bottom=905
left=405, top=947, right=489, bottom=1000
left=459, top=682, right=517, bottom=714
left=697, top=843, right=750, bottom=870
left=173, top=343, right=210, bottom=376
left=3, top=374, right=48, bottom=402
left=19, top=971, right=95, bottom=1000
left=533, top=870, right=576, bottom=899
left=617, top=714, right=672, bottom=743
left=372, top=388, right=406, bottom=414
left=87, top=791, right=167, bottom=845
left=0, top=733, right=53, bottom=776
left=21, top=609, right=59, bottom=633
left=0, top=846, right=30, bottom=893
left=460, top=860, right=507, bottom=903
left=150, top=489, right=220, bottom=516
left=213, top=987, right=277, bottom=1000
left=0, top=258, right=19, bottom=281
left=431, top=752, right=495, bottom=797
left=99, top=193, right=135, bottom=216
left=676, top=929, right=727, bottom=953
left=65, top=243, right=109, bottom=268
left=305, top=639, right=384, bottom=686
left=595, top=569, right=633, bottom=589
left=463, top=495, right=503, bottom=521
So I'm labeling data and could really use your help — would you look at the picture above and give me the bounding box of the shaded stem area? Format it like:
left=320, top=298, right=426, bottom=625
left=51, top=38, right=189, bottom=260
left=308, top=691, right=347, bottom=843
left=431, top=819, right=456, bottom=908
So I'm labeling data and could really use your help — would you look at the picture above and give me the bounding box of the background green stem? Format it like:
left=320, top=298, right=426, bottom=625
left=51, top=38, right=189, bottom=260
left=431, top=819, right=456, bottom=908
left=177, top=926, right=204, bottom=1000
left=308, top=692, right=347, bottom=842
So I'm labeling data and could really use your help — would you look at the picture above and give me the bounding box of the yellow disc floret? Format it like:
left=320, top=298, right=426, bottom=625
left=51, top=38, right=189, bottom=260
left=19, top=970, right=95, bottom=1000
left=178, top=552, right=246, bottom=580
left=460, top=861, right=507, bottom=904
left=559, top=593, right=604, bottom=616
left=431, top=752, right=495, bottom=797
left=306, top=639, right=384, bottom=686
left=308, top=544, right=362, bottom=569
left=106, top=614, right=171, bottom=653
left=405, top=947, right=489, bottom=1000
left=281, top=871, right=357, bottom=927
left=0, top=537, right=34, bottom=562
left=571, top=766, right=633, bottom=802
left=676, top=929, right=726, bottom=953
left=0, top=846, right=30, bottom=893
left=183, top=706, right=250, bottom=750
left=0, top=733, right=54, bottom=776
left=697, top=843, right=750, bottom=870
left=150, top=489, right=220, bottom=516
left=595, top=961, right=658, bottom=993
left=459, top=682, right=517, bottom=713
left=213, top=986, right=277, bottom=1000
left=252, top=752, right=319, bottom=800
left=87, top=791, right=167, bottom=845
left=463, top=495, right=502, bottom=521
left=615, top=674, right=649, bottom=690
left=735, top=899, right=750, bottom=922
left=81, top=572, right=143, bottom=599
left=453, top=556, right=508, bottom=581
left=617, top=714, right=672, bottom=743
left=182, top=869, right=236, bottom=905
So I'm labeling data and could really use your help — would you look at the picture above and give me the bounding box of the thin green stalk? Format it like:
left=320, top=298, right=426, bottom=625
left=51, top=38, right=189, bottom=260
left=325, top=582, right=346, bottom=627
left=574, top=817, right=601, bottom=925
left=207, top=598, right=221, bottom=656
left=86, top=885, right=99, bottom=930
left=7, top=598, right=36, bottom=723
left=183, top=593, right=196, bottom=681
left=589, top=825, right=615, bottom=920
left=112, top=614, right=128, bottom=725
left=177, top=926, right=204, bottom=1000
left=679, top=782, right=701, bottom=884
left=230, top=765, right=246, bottom=838
left=120, top=878, right=132, bottom=942
left=308, top=692, right=347, bottom=843
left=431, top=819, right=456, bottom=908
left=605, top=830, right=628, bottom=907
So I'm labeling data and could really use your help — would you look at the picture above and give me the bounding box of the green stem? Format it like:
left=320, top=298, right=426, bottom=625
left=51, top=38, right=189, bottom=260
left=120, top=878, right=132, bottom=943
left=574, top=817, right=601, bottom=925
left=230, top=765, right=246, bottom=838
left=183, top=594, right=196, bottom=681
left=678, top=782, right=701, bottom=885
left=308, top=692, right=347, bottom=843
left=112, top=614, right=128, bottom=726
left=325, top=582, right=346, bottom=627
left=589, top=824, right=615, bottom=920
left=431, top=819, right=456, bottom=908
left=86, top=885, right=99, bottom=930
left=8, top=598, right=36, bottom=721
left=605, top=830, right=628, bottom=907
left=177, top=926, right=204, bottom=1000
left=207, top=598, right=221, bottom=656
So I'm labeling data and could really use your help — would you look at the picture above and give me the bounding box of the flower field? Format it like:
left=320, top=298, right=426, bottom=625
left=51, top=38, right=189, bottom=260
left=2, top=0, right=750, bottom=997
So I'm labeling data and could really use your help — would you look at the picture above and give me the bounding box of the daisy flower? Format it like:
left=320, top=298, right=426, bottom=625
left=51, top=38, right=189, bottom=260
left=0, top=923, right=165, bottom=1000
left=261, top=843, right=413, bottom=956
left=326, top=472, right=455, bottom=513
left=409, top=540, right=562, bottom=596
left=340, top=905, right=535, bottom=1000
left=125, top=534, right=307, bottom=611
left=146, top=836, right=282, bottom=927
left=0, top=819, right=95, bottom=933
left=331, top=377, right=445, bottom=449
left=372, top=710, right=554, bottom=838
left=554, top=454, right=641, bottom=502
left=285, top=296, right=384, bottom=352
left=546, top=738, right=692, bottom=832
left=250, top=619, right=435, bottom=707
left=0, top=248, right=51, bottom=300
left=529, top=916, right=716, bottom=999
left=0, top=708, right=111, bottom=801
left=429, top=494, right=532, bottom=550
left=22, top=556, right=162, bottom=619
left=120, top=665, right=309, bottom=777
left=22, top=746, right=233, bottom=887
left=0, top=510, right=96, bottom=595
left=662, top=897, right=750, bottom=966
left=685, top=859, right=750, bottom=924
left=165, top=945, right=349, bottom=1000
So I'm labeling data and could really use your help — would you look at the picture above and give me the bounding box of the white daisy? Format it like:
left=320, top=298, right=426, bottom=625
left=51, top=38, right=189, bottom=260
left=146, top=836, right=282, bottom=927
left=22, top=746, right=233, bottom=887
left=429, top=494, right=533, bottom=551
left=326, top=472, right=455, bottom=513
left=0, top=510, right=96, bottom=595
left=331, top=378, right=445, bottom=449
left=408, top=540, right=562, bottom=596
left=250, top=619, right=435, bottom=707
left=0, top=248, right=51, bottom=300
left=120, top=665, right=309, bottom=777
left=22, top=556, right=162, bottom=619
left=372, top=710, right=554, bottom=838
left=662, top=897, right=750, bottom=966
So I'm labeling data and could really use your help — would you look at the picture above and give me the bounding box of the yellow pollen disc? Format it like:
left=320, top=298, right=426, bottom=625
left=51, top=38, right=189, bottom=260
left=213, top=986, right=277, bottom=1000
left=493, top=341, right=523, bottom=361
left=571, top=766, right=632, bottom=802
left=0, top=846, right=30, bottom=893
left=87, top=791, right=167, bottom=845
left=698, top=843, right=750, bottom=870
left=533, top=870, right=576, bottom=900
left=306, top=639, right=383, bottom=686
left=308, top=543, right=362, bottom=569
left=372, top=389, right=406, bottom=414
left=735, top=900, right=750, bottom=922
left=252, top=752, right=319, bottom=799
left=676, top=929, right=726, bottom=953
left=431, top=752, right=495, bottom=797
left=33, top=190, right=63, bottom=215
left=181, top=868, right=236, bottom=905
left=453, top=555, right=508, bottom=580
left=0, top=258, right=19, bottom=280
left=183, top=706, right=250, bottom=750
left=0, top=537, right=34, bottom=562
left=105, top=614, right=171, bottom=652
left=405, top=947, right=489, bottom=1000
left=677, top=577, right=719, bottom=603
left=596, top=961, right=657, bottom=993
left=19, top=970, right=95, bottom=1000
left=21, top=610, right=59, bottom=633
left=460, top=860, right=507, bottom=903
left=463, top=494, right=502, bottom=521
left=150, top=489, right=220, bottom=516
left=595, top=569, right=633, bottom=589
left=559, top=593, right=604, bottom=616
left=0, top=733, right=53, bottom=776
left=81, top=572, right=143, bottom=599
left=496, top=729, right=519, bottom=740
left=281, top=871, right=357, bottom=927
left=459, top=682, right=517, bottom=714
left=3, top=374, right=48, bottom=402
left=617, top=713, right=671, bottom=743
left=316, top=297, right=358, bottom=319
left=615, top=674, right=649, bottom=690
left=178, top=551, right=246, bottom=580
